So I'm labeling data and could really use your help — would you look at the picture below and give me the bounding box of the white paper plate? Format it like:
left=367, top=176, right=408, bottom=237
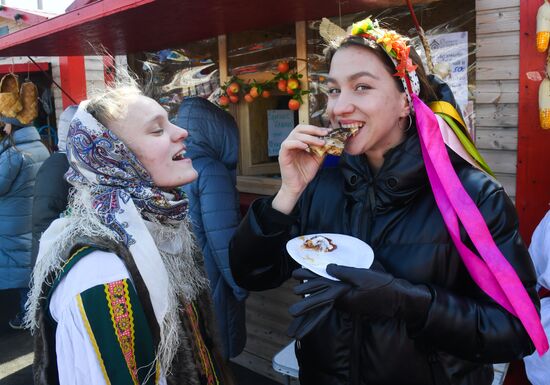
left=286, top=233, right=374, bottom=280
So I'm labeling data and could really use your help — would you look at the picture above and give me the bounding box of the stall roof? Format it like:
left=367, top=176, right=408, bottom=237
left=0, top=0, right=432, bottom=57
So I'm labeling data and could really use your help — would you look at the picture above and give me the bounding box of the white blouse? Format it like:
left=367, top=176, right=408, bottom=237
left=49, top=249, right=166, bottom=385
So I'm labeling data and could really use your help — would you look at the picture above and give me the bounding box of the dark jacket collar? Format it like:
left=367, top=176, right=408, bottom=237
left=340, top=130, right=429, bottom=210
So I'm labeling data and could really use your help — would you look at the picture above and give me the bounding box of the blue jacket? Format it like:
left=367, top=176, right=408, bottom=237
left=177, top=97, right=247, bottom=359
left=0, top=126, right=50, bottom=289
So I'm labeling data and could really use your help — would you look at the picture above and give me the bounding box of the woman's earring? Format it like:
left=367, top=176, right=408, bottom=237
left=404, top=115, right=413, bottom=132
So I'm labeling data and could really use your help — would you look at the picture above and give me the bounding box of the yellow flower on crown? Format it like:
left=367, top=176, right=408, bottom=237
left=377, top=31, right=403, bottom=55
left=351, top=18, right=374, bottom=35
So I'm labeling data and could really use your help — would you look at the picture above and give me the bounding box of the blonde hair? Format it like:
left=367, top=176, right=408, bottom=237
left=86, top=65, right=143, bottom=127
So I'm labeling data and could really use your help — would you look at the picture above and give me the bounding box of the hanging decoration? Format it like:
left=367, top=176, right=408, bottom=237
left=403, top=0, right=494, bottom=175
left=537, top=0, right=550, bottom=129
left=217, top=61, right=309, bottom=111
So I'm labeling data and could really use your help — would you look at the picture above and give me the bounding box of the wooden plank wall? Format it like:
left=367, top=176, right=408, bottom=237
left=0, top=18, right=28, bottom=34
left=85, top=56, right=107, bottom=97
left=475, top=0, right=520, bottom=200
left=84, top=55, right=129, bottom=97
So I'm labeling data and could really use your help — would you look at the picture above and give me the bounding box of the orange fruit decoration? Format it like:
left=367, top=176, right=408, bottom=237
left=288, top=99, right=300, bottom=110
left=219, top=95, right=230, bottom=106
left=277, top=79, right=287, bottom=92
left=287, top=78, right=299, bottom=90
left=277, top=61, right=289, bottom=73
left=228, top=82, right=240, bottom=94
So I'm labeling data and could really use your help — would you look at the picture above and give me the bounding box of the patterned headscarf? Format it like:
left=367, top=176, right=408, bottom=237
left=65, top=101, right=189, bottom=246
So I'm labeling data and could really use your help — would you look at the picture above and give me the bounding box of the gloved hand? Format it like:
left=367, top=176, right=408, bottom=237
left=287, top=268, right=350, bottom=339
left=326, top=263, right=433, bottom=325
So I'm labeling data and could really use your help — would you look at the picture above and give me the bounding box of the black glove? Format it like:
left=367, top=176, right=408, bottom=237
left=287, top=268, right=350, bottom=339
left=326, top=263, right=433, bottom=326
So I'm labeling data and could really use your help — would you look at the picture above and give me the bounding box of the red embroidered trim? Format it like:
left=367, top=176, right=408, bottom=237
left=105, top=280, right=139, bottom=385
left=185, top=303, right=219, bottom=385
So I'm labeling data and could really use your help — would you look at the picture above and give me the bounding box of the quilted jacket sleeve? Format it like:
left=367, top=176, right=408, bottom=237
left=412, top=185, right=540, bottom=362
left=198, top=160, right=247, bottom=298
left=0, top=148, right=22, bottom=195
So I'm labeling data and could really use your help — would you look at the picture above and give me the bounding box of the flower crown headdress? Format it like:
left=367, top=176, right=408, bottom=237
left=320, top=17, right=421, bottom=108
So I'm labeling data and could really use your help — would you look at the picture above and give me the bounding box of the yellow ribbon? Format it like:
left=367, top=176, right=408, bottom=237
left=429, top=101, right=495, bottom=178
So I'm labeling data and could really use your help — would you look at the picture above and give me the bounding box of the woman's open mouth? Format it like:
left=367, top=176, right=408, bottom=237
left=339, top=122, right=365, bottom=130
left=337, top=121, right=364, bottom=139
left=172, top=149, right=187, bottom=161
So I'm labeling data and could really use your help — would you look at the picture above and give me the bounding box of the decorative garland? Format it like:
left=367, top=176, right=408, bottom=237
left=217, top=61, right=309, bottom=111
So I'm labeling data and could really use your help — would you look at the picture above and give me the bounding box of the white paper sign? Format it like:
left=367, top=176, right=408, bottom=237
left=267, top=110, right=295, bottom=157
left=428, top=32, right=469, bottom=111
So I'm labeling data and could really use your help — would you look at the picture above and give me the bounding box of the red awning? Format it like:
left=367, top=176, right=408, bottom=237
left=0, top=0, right=432, bottom=57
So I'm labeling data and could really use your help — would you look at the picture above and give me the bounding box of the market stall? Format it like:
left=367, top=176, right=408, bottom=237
left=0, top=0, right=547, bottom=383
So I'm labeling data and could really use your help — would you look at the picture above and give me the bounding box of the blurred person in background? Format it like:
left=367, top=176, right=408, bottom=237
left=0, top=114, right=49, bottom=329
left=523, top=210, right=550, bottom=385
left=177, top=97, right=247, bottom=360
left=30, top=105, right=77, bottom=266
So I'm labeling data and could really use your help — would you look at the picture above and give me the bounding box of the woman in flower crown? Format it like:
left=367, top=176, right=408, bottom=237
left=26, top=72, right=232, bottom=385
left=229, top=17, right=545, bottom=385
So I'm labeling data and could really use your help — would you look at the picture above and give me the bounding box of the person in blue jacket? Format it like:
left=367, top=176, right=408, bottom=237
left=0, top=116, right=50, bottom=329
left=176, top=97, right=247, bottom=359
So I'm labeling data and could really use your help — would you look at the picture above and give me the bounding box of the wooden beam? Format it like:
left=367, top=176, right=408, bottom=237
left=296, top=20, right=308, bottom=125
left=218, top=34, right=227, bottom=84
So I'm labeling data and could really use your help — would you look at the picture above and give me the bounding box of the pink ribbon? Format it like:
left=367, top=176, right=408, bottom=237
left=413, top=94, right=549, bottom=355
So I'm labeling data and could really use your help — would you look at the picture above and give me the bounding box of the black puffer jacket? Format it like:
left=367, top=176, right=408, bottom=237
left=31, top=152, right=70, bottom=266
left=229, top=131, right=538, bottom=385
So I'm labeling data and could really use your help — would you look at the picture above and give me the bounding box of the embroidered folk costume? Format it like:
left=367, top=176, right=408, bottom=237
left=26, top=103, right=230, bottom=385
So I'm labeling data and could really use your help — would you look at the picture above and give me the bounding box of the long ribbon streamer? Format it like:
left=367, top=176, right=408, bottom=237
left=413, top=93, right=549, bottom=355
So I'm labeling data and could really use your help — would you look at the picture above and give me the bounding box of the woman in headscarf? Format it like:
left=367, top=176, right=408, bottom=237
left=26, top=75, right=231, bottom=385
left=229, top=17, right=547, bottom=385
